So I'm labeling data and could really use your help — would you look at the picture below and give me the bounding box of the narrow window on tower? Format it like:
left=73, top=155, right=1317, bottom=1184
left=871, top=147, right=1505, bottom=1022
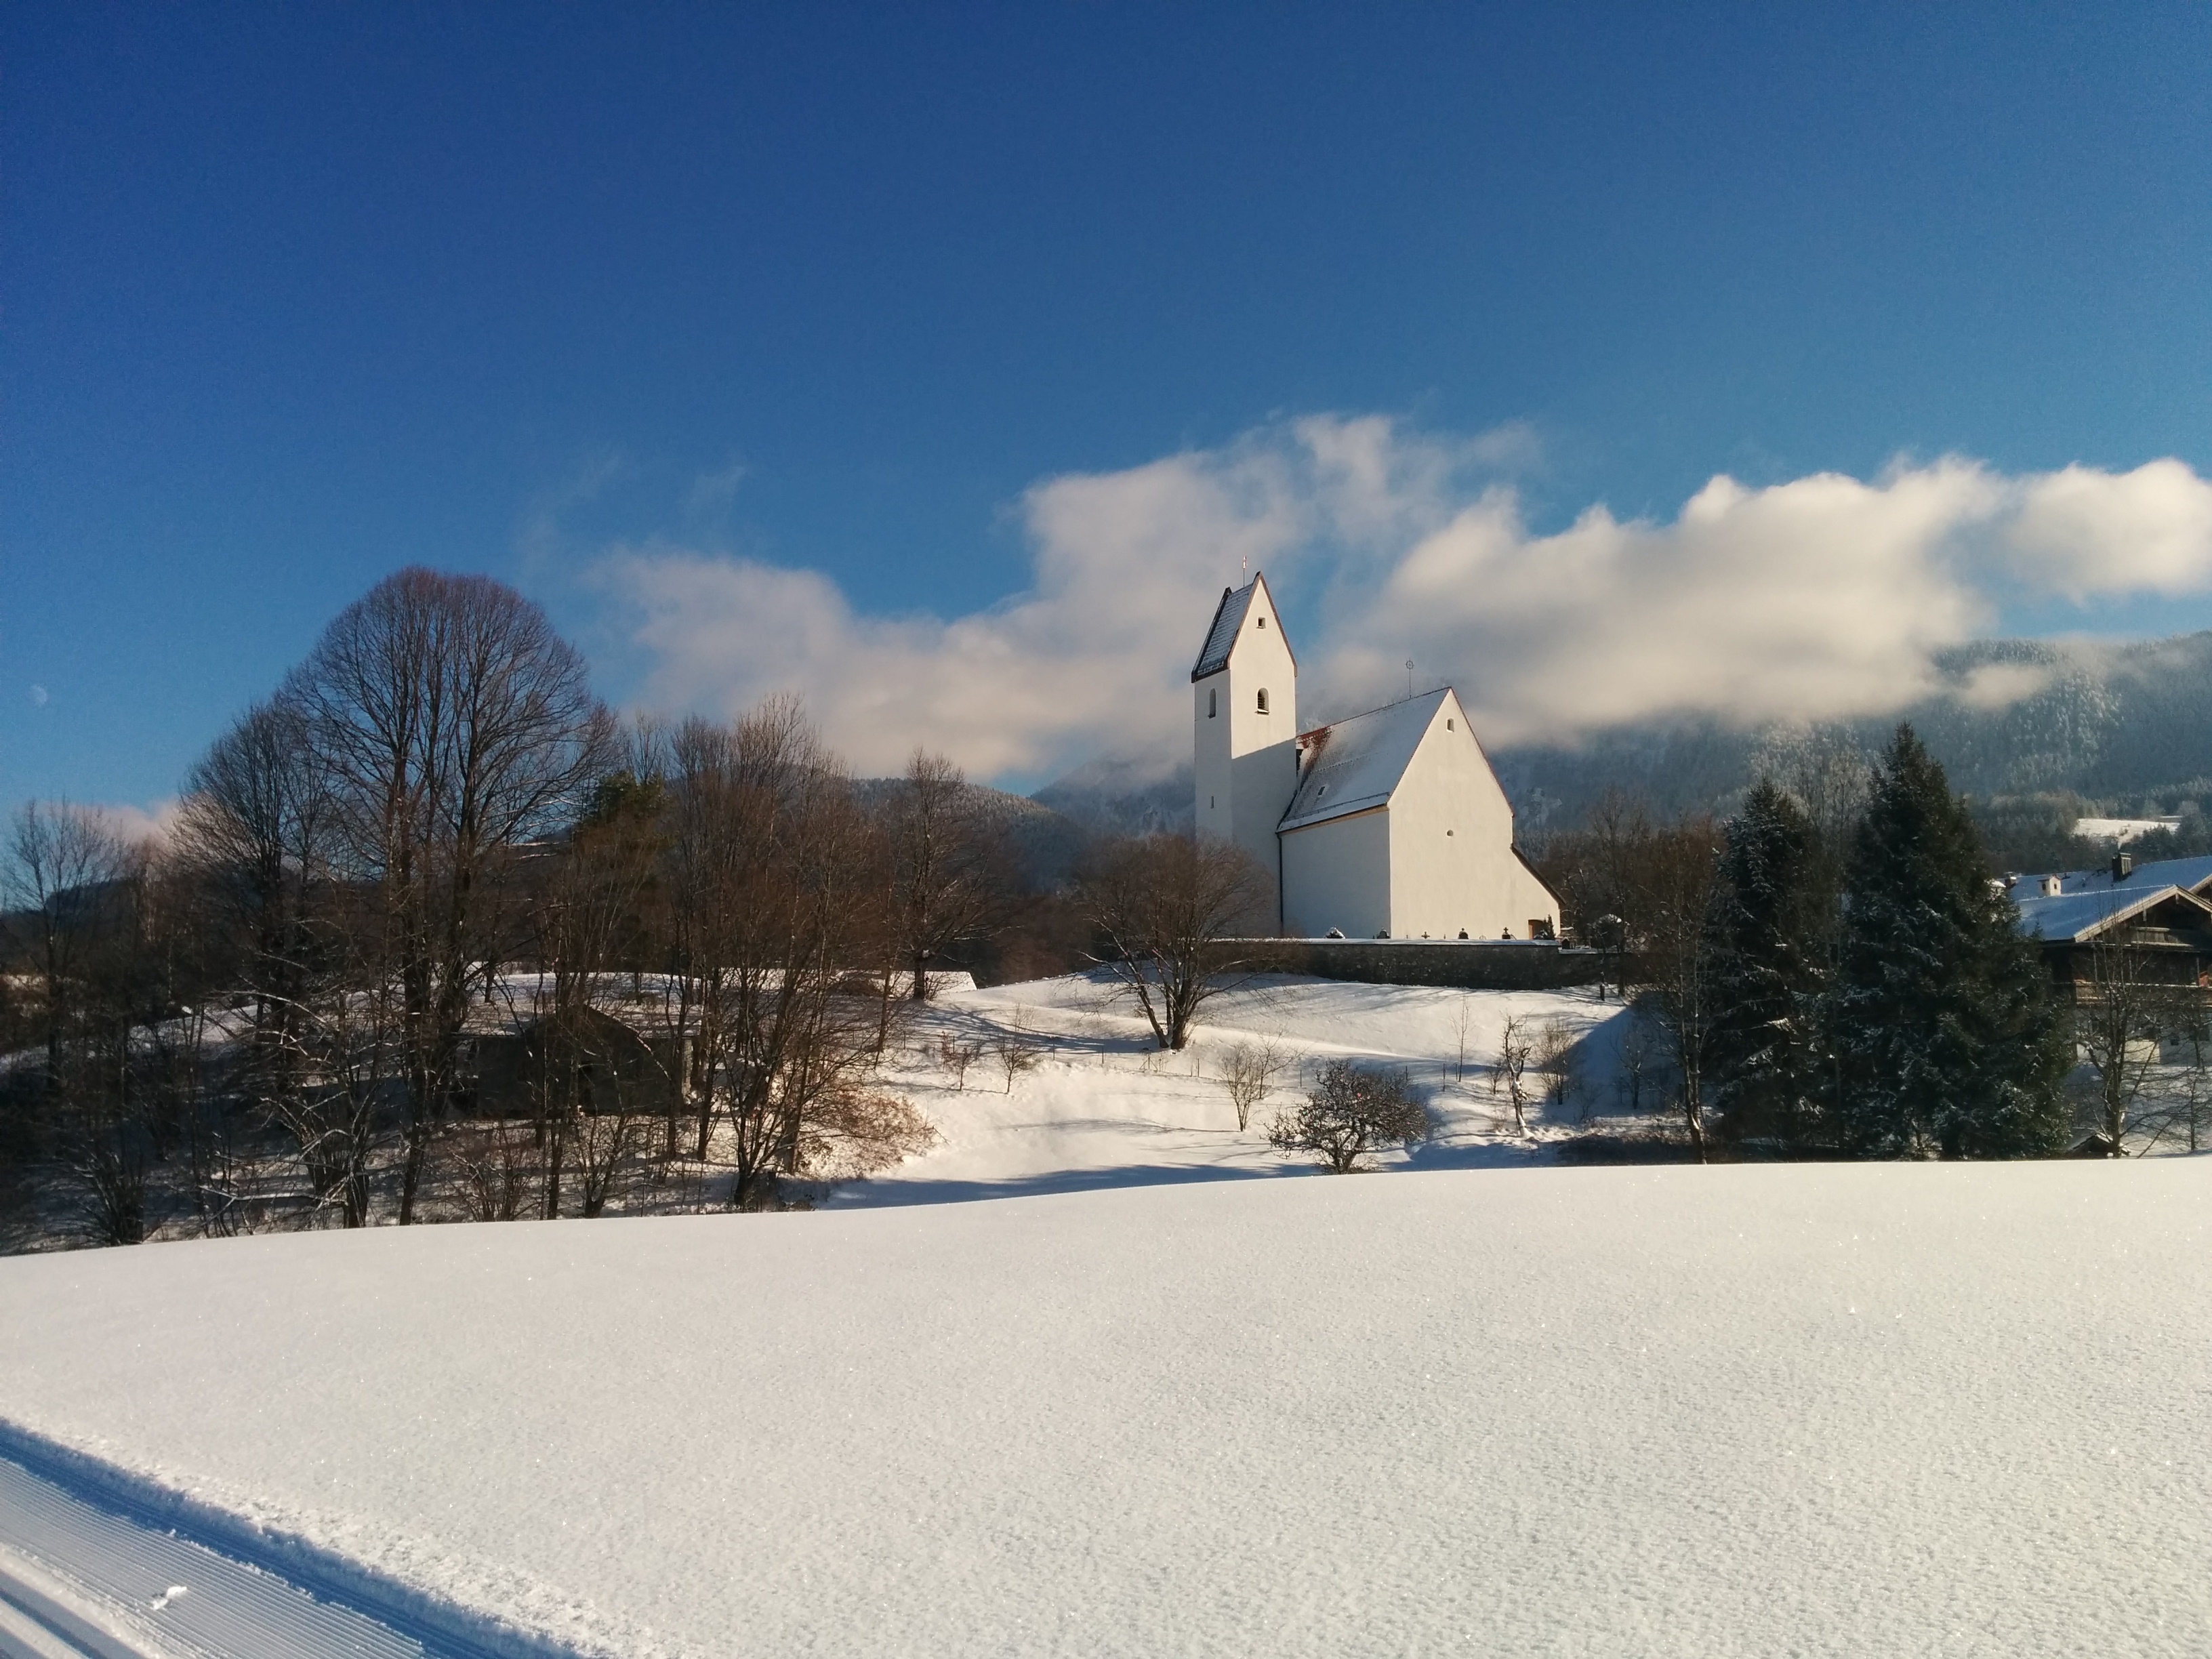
left=1256, top=689, right=1270, bottom=714
left=1208, top=687, right=1217, bottom=718
left=1256, top=615, right=1267, bottom=628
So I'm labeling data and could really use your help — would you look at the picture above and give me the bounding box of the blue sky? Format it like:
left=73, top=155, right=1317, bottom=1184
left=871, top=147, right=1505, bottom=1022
left=6, top=4, right=2212, bottom=815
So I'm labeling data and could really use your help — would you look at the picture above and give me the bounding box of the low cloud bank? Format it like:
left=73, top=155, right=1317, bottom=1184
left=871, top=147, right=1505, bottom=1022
left=601, top=418, right=2212, bottom=781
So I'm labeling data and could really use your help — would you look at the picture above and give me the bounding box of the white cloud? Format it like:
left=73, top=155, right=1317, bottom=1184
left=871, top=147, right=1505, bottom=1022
left=16, top=798, right=182, bottom=851
left=2002, top=459, right=2212, bottom=598
left=602, top=442, right=1311, bottom=778
left=597, top=420, right=2212, bottom=780
left=93, top=799, right=182, bottom=848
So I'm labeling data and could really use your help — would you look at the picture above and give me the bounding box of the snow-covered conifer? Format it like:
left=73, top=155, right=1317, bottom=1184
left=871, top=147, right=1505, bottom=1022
left=1704, top=781, right=1835, bottom=1151
left=1834, top=726, right=2068, bottom=1158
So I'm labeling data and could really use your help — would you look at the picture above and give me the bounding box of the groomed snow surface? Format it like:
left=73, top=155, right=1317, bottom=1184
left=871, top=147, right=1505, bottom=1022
left=1, top=974, right=2208, bottom=1656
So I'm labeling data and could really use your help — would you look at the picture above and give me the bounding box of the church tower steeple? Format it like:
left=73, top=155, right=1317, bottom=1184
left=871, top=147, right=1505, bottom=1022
left=1191, top=571, right=1300, bottom=923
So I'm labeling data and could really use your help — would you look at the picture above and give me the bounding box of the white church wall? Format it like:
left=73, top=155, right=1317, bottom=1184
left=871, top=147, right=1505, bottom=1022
left=1193, top=670, right=1234, bottom=843
left=1280, top=808, right=1393, bottom=938
left=1385, top=695, right=1562, bottom=941
left=1231, top=740, right=1300, bottom=886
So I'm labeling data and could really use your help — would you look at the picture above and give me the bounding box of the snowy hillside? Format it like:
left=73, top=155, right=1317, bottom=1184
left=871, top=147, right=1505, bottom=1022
left=1, top=1158, right=2207, bottom=1658
left=844, top=972, right=1621, bottom=1204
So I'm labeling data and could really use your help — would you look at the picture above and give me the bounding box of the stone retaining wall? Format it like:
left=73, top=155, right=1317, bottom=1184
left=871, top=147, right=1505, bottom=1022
left=1248, top=939, right=1617, bottom=991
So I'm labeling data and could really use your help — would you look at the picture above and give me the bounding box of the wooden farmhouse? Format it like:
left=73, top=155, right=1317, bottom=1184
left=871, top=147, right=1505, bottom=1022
left=466, top=1002, right=685, bottom=1119
left=2010, top=851, right=2212, bottom=1006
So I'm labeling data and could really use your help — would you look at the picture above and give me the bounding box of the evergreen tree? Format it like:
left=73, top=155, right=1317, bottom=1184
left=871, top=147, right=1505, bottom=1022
left=1705, top=781, right=1835, bottom=1151
left=1835, top=726, right=2070, bottom=1158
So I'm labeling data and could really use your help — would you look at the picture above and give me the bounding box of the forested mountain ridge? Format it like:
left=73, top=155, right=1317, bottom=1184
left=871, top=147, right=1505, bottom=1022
left=1492, top=632, right=2212, bottom=834
left=1026, top=632, right=2212, bottom=870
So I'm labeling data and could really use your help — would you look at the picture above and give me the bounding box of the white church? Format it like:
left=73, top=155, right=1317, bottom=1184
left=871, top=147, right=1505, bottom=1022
left=1193, top=573, right=1562, bottom=942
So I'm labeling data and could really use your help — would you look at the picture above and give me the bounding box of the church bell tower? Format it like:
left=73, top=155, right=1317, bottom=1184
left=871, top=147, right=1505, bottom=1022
left=1191, top=572, right=1300, bottom=924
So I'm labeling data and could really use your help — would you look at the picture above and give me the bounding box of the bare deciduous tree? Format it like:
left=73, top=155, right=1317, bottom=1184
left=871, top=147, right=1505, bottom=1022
left=287, top=568, right=614, bottom=1223
left=258, top=965, right=397, bottom=1229
left=1218, top=1039, right=1289, bottom=1131
left=885, top=749, right=1007, bottom=1000
left=2163, top=1003, right=2212, bottom=1155
left=1072, top=832, right=1272, bottom=1051
left=174, top=697, right=335, bottom=1065
left=935, top=1031, right=984, bottom=1091
left=661, top=699, right=891, bottom=1208
left=1616, top=1012, right=1658, bottom=1116
left=5, top=801, right=136, bottom=1087
left=451, top=1118, right=535, bottom=1222
left=1627, top=817, right=1722, bottom=1160
left=989, top=1029, right=1043, bottom=1094
left=1490, top=1013, right=1534, bottom=1135
left=1534, top=1018, right=1578, bottom=1115
left=531, top=758, right=669, bottom=1218
left=2072, top=937, right=2196, bottom=1155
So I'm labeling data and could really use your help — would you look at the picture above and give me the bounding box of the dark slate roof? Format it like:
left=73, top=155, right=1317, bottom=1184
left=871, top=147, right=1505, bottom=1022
left=1278, top=690, right=1449, bottom=832
left=1191, top=580, right=1256, bottom=682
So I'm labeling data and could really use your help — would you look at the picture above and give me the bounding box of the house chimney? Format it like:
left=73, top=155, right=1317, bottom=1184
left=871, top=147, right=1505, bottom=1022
left=2112, top=852, right=2133, bottom=882
left=2041, top=874, right=2063, bottom=898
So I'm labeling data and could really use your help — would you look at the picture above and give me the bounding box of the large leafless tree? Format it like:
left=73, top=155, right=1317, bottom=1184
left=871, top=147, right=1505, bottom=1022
left=2072, top=936, right=2199, bottom=1154
left=659, top=700, right=893, bottom=1206
left=1072, top=831, right=1272, bottom=1050
left=884, top=748, right=1008, bottom=1000
left=285, top=568, right=613, bottom=1222
left=5, top=801, right=138, bottom=1086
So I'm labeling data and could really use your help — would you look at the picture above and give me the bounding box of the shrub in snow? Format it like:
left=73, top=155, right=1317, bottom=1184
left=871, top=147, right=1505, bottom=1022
left=794, top=1090, right=939, bottom=1180
left=1491, top=1015, right=1535, bottom=1136
left=1269, top=1061, right=1429, bottom=1172
left=936, top=1032, right=985, bottom=1090
left=1534, top=1018, right=1578, bottom=1113
left=989, top=1031, right=1043, bottom=1093
left=1219, top=1040, right=1290, bottom=1131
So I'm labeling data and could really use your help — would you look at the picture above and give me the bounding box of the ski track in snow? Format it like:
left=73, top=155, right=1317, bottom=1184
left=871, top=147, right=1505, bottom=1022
left=3, top=1159, right=2210, bottom=1656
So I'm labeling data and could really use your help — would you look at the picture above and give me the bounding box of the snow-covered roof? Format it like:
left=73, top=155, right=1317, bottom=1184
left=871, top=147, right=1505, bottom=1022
left=1191, top=580, right=1256, bottom=681
left=1278, top=690, right=1448, bottom=833
left=2011, top=882, right=2212, bottom=943
left=2018, top=853, right=2212, bottom=901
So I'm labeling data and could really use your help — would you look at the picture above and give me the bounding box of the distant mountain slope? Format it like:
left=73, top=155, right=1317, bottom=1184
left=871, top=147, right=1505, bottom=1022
left=849, top=777, right=1091, bottom=888
left=1030, top=756, right=1194, bottom=838
left=1492, top=632, right=2212, bottom=834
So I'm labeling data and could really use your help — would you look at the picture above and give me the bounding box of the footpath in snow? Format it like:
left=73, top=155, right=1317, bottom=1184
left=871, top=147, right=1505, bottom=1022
left=1, top=1158, right=2207, bottom=1658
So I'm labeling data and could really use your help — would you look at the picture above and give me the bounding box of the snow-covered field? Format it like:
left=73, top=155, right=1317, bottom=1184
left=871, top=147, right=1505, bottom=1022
left=1, top=1155, right=2207, bottom=1657
left=840, top=972, right=1624, bottom=1203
